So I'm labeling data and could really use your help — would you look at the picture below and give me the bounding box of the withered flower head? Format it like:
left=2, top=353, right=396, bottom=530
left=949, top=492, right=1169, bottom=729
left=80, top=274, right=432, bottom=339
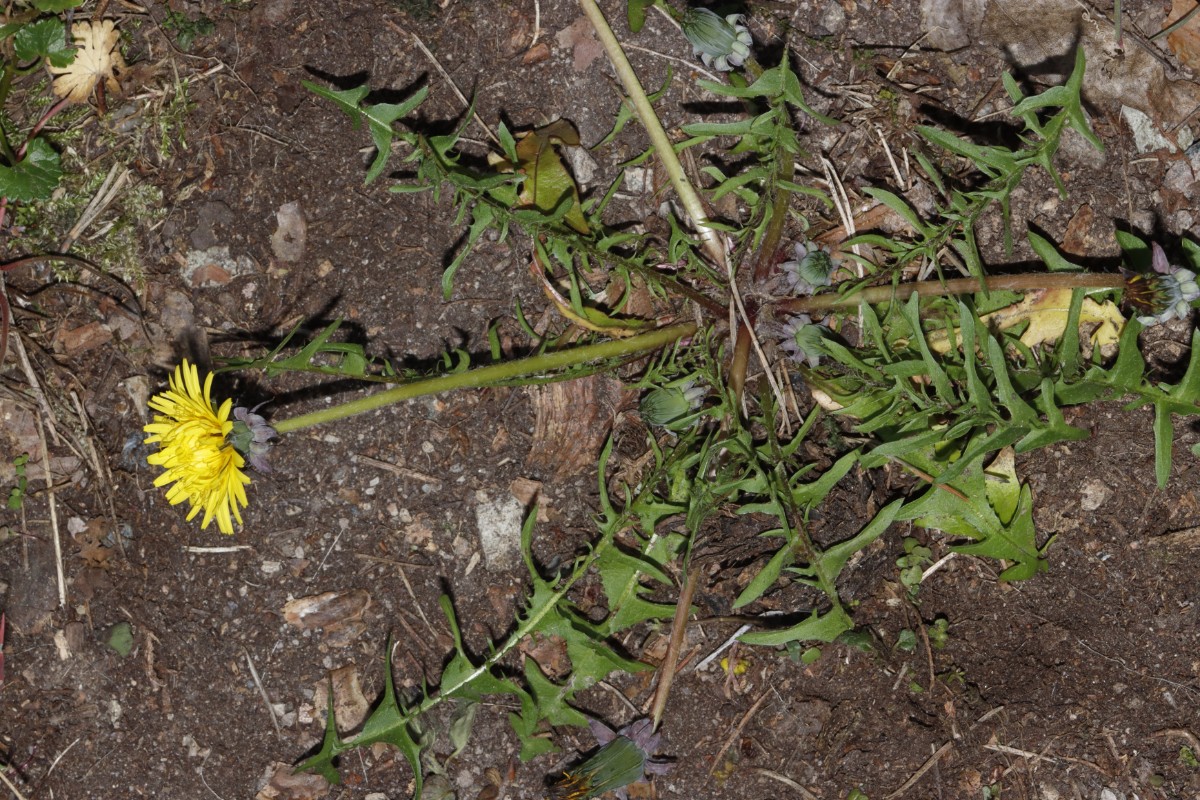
left=551, top=718, right=672, bottom=800
left=1123, top=242, right=1200, bottom=326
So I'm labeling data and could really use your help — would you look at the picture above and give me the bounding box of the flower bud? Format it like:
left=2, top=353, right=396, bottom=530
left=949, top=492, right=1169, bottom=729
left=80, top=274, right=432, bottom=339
left=681, top=8, right=752, bottom=72
left=639, top=381, right=706, bottom=430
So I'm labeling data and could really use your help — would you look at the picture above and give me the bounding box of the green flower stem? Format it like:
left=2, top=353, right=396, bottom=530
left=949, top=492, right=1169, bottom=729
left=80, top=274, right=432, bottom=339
left=774, top=272, right=1127, bottom=315
left=577, top=0, right=727, bottom=270
left=273, top=322, right=696, bottom=435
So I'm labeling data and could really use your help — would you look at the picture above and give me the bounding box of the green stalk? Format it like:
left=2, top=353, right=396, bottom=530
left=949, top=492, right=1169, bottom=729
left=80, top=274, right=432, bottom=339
left=577, top=0, right=727, bottom=270
left=774, top=272, right=1127, bottom=315
left=274, top=322, right=696, bottom=434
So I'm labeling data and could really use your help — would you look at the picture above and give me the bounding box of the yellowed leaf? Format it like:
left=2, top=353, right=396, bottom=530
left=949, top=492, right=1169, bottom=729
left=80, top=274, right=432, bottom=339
left=49, top=20, right=125, bottom=104
left=929, top=288, right=1125, bottom=354
left=489, top=120, right=589, bottom=234
left=529, top=259, right=650, bottom=337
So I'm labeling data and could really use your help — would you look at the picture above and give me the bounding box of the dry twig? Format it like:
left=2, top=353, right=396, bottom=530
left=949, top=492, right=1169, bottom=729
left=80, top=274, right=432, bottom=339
left=883, top=740, right=954, bottom=799
left=708, top=688, right=771, bottom=776
left=243, top=648, right=282, bottom=737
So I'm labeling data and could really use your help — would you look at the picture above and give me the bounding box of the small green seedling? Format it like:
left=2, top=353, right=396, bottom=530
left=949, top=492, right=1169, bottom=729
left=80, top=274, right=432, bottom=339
left=897, top=537, right=932, bottom=600
left=106, top=622, right=133, bottom=657
left=6, top=454, right=28, bottom=510
left=162, top=11, right=215, bottom=50
left=928, top=617, right=949, bottom=650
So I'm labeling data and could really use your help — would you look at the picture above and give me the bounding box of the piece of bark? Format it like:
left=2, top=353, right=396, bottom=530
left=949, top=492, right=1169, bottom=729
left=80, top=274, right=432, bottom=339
left=525, top=374, right=635, bottom=480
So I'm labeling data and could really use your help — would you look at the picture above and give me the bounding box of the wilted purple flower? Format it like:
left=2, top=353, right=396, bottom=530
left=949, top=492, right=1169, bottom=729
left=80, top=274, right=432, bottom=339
left=551, top=718, right=672, bottom=800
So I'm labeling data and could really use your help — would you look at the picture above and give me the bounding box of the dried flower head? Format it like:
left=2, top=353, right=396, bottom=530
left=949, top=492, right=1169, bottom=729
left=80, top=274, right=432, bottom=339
left=551, top=718, right=672, bottom=800
left=681, top=8, right=752, bottom=72
left=1123, top=242, right=1200, bottom=326
left=49, top=19, right=125, bottom=104
left=143, top=361, right=251, bottom=535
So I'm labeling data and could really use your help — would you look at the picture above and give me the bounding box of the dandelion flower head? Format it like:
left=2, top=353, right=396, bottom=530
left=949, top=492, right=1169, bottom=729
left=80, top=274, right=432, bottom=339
left=143, top=360, right=250, bottom=534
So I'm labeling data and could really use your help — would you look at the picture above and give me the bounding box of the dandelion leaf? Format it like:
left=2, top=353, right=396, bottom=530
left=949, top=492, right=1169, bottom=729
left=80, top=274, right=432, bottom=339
left=302, top=81, right=428, bottom=183
left=898, top=444, right=1050, bottom=581
left=593, top=540, right=677, bottom=634
left=298, top=643, right=426, bottom=795
left=739, top=606, right=854, bottom=647
left=522, top=658, right=589, bottom=728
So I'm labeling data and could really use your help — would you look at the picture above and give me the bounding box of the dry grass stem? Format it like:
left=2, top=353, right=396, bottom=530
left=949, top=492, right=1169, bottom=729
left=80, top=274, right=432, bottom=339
left=182, top=545, right=252, bottom=553
left=60, top=164, right=130, bottom=251
left=875, top=124, right=906, bottom=189
left=707, top=688, right=771, bottom=776
left=393, top=22, right=501, bottom=148
left=692, top=623, right=752, bottom=672
left=748, top=767, right=819, bottom=800
left=0, top=767, right=28, bottom=800
left=34, top=414, right=66, bottom=608
left=43, top=735, right=81, bottom=779
left=357, top=455, right=442, bottom=487
left=622, top=42, right=722, bottom=83
left=983, top=742, right=1059, bottom=765
left=921, top=552, right=957, bottom=582
left=883, top=740, right=954, bottom=799
left=12, top=333, right=59, bottom=444
left=243, top=648, right=282, bottom=736
left=649, top=570, right=697, bottom=730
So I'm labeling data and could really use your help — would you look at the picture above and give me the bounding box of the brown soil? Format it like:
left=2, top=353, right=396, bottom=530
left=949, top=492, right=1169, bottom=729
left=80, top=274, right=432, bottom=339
left=2, top=1, right=1199, bottom=799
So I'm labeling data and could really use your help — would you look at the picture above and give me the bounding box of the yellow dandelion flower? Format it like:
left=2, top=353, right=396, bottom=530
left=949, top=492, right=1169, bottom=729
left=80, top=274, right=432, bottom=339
left=143, top=360, right=250, bottom=535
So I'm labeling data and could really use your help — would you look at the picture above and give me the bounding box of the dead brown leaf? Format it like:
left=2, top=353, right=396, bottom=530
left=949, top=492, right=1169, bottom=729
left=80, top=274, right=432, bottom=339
left=49, top=20, right=125, bottom=105
left=73, top=518, right=114, bottom=569
left=519, top=634, right=571, bottom=680
left=312, top=663, right=370, bottom=733
left=1167, top=0, right=1200, bottom=70
left=282, top=589, right=370, bottom=646
left=255, top=762, right=329, bottom=800
left=555, top=17, right=605, bottom=72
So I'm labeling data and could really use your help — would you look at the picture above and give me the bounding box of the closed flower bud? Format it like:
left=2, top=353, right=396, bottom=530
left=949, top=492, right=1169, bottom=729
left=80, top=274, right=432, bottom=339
left=681, top=8, right=752, bottom=72
left=639, top=381, right=706, bottom=430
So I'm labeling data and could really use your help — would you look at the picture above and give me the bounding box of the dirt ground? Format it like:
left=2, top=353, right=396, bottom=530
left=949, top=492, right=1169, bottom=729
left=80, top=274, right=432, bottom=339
left=2, top=0, right=1200, bottom=798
